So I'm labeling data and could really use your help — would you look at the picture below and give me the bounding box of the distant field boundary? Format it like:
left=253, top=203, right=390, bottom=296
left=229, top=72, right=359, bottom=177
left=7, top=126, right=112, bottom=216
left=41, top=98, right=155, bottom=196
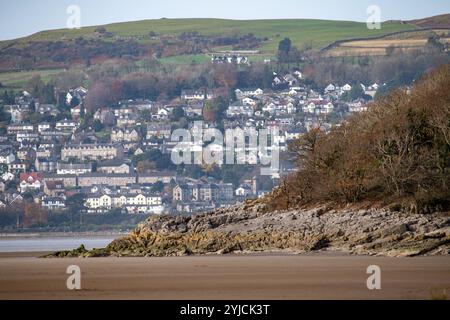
left=0, top=66, right=67, bottom=74
left=210, top=50, right=260, bottom=55
left=320, top=27, right=450, bottom=52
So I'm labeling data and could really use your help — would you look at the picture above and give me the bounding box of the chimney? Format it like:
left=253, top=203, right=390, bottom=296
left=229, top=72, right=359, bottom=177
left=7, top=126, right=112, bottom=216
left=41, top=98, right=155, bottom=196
left=252, top=176, right=258, bottom=195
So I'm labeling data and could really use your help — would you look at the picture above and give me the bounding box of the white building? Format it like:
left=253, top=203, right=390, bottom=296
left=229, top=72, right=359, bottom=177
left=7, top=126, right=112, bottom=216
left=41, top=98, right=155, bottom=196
left=38, top=123, right=51, bottom=133
left=235, top=184, right=253, bottom=197
left=348, top=100, right=368, bottom=113
left=56, top=119, right=78, bottom=132
left=57, top=163, right=93, bottom=175
left=227, top=103, right=254, bottom=117
left=85, top=192, right=164, bottom=214
left=235, top=88, right=264, bottom=98
left=0, top=151, right=15, bottom=164
left=342, top=84, right=352, bottom=91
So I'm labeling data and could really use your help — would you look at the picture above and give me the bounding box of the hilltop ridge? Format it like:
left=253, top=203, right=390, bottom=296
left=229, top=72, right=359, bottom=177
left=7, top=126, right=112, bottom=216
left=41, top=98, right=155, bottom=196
left=409, top=13, right=450, bottom=28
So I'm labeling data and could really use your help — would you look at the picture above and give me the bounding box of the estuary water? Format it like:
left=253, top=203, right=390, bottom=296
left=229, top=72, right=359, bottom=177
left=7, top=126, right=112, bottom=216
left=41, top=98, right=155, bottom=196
left=0, top=236, right=116, bottom=252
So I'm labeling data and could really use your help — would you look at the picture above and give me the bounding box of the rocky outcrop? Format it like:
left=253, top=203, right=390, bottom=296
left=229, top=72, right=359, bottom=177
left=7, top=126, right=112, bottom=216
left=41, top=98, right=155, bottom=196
left=49, top=201, right=450, bottom=258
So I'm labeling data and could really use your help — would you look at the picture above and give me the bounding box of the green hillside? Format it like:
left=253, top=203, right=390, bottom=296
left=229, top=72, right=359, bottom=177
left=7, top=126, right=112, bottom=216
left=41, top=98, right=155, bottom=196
left=0, top=18, right=417, bottom=91
left=18, top=18, right=415, bottom=52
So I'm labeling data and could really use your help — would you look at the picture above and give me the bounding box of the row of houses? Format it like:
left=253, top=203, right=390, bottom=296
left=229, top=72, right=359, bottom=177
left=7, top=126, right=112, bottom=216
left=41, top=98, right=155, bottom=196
left=173, top=181, right=234, bottom=203
left=61, top=143, right=124, bottom=161
left=324, top=82, right=380, bottom=98
left=18, top=171, right=177, bottom=193
left=7, top=120, right=78, bottom=135
left=211, top=55, right=249, bottom=65
left=84, top=190, right=164, bottom=214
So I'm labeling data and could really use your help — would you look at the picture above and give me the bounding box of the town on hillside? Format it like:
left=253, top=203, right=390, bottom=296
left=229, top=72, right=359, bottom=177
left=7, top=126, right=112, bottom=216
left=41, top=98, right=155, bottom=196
left=0, top=70, right=382, bottom=221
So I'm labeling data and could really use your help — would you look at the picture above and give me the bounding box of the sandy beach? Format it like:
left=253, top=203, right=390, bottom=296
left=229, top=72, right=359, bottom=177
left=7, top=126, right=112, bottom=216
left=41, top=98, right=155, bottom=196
left=0, top=252, right=449, bottom=300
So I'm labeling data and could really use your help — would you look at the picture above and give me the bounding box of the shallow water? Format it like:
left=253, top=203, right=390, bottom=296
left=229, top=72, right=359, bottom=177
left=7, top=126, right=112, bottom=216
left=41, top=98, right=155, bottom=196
left=0, top=237, right=115, bottom=252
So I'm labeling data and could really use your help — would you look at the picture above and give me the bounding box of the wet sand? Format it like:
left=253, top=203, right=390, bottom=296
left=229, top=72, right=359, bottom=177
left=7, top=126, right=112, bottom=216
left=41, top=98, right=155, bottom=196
left=0, top=252, right=449, bottom=300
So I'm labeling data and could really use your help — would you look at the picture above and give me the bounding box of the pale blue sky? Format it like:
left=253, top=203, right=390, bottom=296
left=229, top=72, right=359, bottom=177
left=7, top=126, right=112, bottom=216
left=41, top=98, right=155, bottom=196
left=1, top=0, right=449, bottom=40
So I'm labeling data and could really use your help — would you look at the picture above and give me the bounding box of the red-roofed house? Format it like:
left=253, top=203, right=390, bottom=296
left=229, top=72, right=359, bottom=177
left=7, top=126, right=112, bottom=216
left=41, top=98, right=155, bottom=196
left=19, top=172, right=43, bottom=193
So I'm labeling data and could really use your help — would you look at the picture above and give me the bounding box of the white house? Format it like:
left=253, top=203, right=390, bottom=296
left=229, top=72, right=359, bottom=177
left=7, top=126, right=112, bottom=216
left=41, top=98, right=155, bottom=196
left=66, top=92, right=74, bottom=105
left=348, top=100, right=368, bottom=112
left=152, top=107, right=171, bottom=120
left=274, top=115, right=294, bottom=126
left=227, top=103, right=254, bottom=117
left=242, top=97, right=256, bottom=106
left=56, top=119, right=78, bottom=132
left=2, top=172, right=14, bottom=181
left=322, top=102, right=335, bottom=114
left=324, top=84, right=336, bottom=93
left=38, top=123, right=51, bottom=133
left=273, top=76, right=284, bottom=86
left=285, top=128, right=302, bottom=141
left=181, top=90, right=206, bottom=101
left=70, top=105, right=82, bottom=118
left=235, top=184, right=253, bottom=197
left=16, top=132, right=39, bottom=143
left=364, top=83, right=379, bottom=98
left=303, top=102, right=317, bottom=114
left=235, top=88, right=263, bottom=98
left=57, top=163, right=93, bottom=175
left=303, top=100, right=334, bottom=114
left=369, top=83, right=379, bottom=90
left=293, top=70, right=303, bottom=79
left=288, top=88, right=298, bottom=96
left=0, top=151, right=15, bottom=164
left=42, top=196, right=66, bottom=211
left=285, top=102, right=297, bottom=114
left=262, top=103, right=277, bottom=115
left=342, top=84, right=352, bottom=91
left=7, top=124, right=34, bottom=135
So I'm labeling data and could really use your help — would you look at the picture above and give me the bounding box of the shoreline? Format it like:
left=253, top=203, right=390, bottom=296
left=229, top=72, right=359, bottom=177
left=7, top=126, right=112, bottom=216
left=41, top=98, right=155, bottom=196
left=0, top=249, right=353, bottom=259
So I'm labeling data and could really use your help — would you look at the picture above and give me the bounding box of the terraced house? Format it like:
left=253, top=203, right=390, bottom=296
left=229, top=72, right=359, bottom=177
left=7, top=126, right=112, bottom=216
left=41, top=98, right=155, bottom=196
left=85, top=192, right=163, bottom=214
left=61, top=143, right=124, bottom=161
left=77, top=173, right=135, bottom=187
left=111, top=128, right=140, bottom=143
left=173, top=181, right=234, bottom=203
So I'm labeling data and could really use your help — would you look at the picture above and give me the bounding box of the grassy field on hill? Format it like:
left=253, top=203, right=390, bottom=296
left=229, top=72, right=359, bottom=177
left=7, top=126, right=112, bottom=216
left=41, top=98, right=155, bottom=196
left=21, top=18, right=415, bottom=52
left=0, top=68, right=65, bottom=90
left=0, top=18, right=418, bottom=91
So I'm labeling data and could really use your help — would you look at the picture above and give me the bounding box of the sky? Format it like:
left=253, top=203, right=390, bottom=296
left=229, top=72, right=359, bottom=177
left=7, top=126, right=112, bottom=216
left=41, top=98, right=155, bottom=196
left=0, top=0, right=449, bottom=40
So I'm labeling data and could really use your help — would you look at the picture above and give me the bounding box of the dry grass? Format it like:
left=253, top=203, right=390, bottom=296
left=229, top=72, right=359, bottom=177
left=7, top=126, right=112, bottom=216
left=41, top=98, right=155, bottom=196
left=430, top=288, right=448, bottom=300
left=324, top=47, right=387, bottom=57
left=324, top=36, right=450, bottom=57
left=323, top=29, right=450, bottom=57
left=341, top=39, right=427, bottom=48
left=323, top=46, right=428, bottom=57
